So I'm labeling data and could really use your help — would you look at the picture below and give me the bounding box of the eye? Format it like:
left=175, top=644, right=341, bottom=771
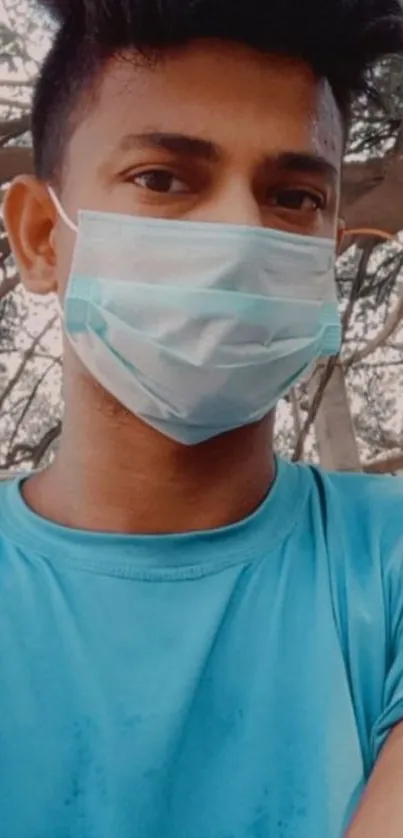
left=271, top=188, right=326, bottom=211
left=132, top=169, right=190, bottom=195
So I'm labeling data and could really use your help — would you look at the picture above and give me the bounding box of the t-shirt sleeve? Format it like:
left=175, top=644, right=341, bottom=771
left=371, top=492, right=403, bottom=760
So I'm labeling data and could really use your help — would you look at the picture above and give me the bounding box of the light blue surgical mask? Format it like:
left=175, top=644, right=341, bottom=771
left=50, top=189, right=341, bottom=445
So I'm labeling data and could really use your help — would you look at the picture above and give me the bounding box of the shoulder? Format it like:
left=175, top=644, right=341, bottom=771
left=281, top=458, right=403, bottom=518
left=289, top=457, right=402, bottom=516
left=309, top=465, right=403, bottom=534
left=0, top=473, right=24, bottom=497
left=0, top=471, right=13, bottom=482
left=0, top=473, right=16, bottom=506
left=0, top=473, right=26, bottom=546
left=298, top=462, right=403, bottom=580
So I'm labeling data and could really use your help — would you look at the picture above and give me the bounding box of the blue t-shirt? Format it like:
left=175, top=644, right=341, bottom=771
left=1, top=458, right=403, bottom=838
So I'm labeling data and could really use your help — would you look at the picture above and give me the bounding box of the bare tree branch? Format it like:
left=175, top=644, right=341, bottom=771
left=0, top=96, right=30, bottom=110
left=354, top=417, right=402, bottom=451
left=4, top=421, right=62, bottom=470
left=32, top=422, right=61, bottom=469
left=0, top=78, right=34, bottom=88
left=0, top=274, right=19, bottom=302
left=290, top=388, right=302, bottom=442
left=0, top=315, right=57, bottom=412
left=5, top=358, right=59, bottom=463
left=364, top=452, right=403, bottom=474
left=0, top=113, right=30, bottom=135
left=345, top=283, right=403, bottom=369
left=0, top=236, right=11, bottom=261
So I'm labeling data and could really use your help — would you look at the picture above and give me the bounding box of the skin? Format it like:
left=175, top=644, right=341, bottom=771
left=346, top=724, right=403, bottom=836
left=4, top=41, right=343, bottom=534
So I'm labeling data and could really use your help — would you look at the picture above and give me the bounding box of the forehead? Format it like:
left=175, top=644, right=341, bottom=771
left=67, top=40, right=343, bottom=173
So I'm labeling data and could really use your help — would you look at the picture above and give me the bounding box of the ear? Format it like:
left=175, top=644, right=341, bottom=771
left=3, top=175, right=59, bottom=295
left=336, top=217, right=346, bottom=254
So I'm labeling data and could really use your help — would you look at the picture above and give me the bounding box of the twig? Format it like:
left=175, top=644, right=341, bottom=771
left=32, top=422, right=62, bottom=468
left=357, top=360, right=403, bottom=368
left=0, top=78, right=35, bottom=88
left=0, top=96, right=30, bottom=110
left=0, top=236, right=11, bottom=261
left=344, top=281, right=403, bottom=369
left=0, top=274, right=20, bottom=302
left=0, top=315, right=57, bottom=412
left=0, top=113, right=30, bottom=136
left=290, top=388, right=302, bottom=441
left=354, top=418, right=401, bottom=452
left=3, top=421, right=62, bottom=470
left=5, top=359, right=60, bottom=462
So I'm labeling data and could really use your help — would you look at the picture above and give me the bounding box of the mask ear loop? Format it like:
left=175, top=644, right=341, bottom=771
left=342, top=228, right=395, bottom=244
left=54, top=295, right=65, bottom=321
left=48, top=187, right=78, bottom=318
left=48, top=186, right=78, bottom=234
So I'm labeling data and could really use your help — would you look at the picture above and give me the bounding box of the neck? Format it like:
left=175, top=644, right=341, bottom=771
left=23, top=373, right=276, bottom=535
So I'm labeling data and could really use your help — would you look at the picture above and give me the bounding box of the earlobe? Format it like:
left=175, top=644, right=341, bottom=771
left=3, top=175, right=58, bottom=295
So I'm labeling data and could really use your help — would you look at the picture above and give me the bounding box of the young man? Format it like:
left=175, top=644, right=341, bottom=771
left=2, top=0, right=403, bottom=835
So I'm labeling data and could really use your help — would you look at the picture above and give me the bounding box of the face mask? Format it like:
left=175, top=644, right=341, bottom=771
left=50, top=189, right=341, bottom=445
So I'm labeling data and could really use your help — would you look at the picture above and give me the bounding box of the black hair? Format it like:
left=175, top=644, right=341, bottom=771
left=33, top=0, right=403, bottom=180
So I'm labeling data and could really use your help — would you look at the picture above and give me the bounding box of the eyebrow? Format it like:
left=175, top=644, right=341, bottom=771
left=116, top=132, right=221, bottom=162
left=273, top=152, right=338, bottom=183
left=114, top=132, right=338, bottom=180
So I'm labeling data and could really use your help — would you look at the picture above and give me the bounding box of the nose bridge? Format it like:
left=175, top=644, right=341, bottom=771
left=191, top=174, right=263, bottom=228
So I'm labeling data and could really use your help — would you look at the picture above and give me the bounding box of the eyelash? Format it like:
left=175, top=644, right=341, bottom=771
left=126, top=167, right=327, bottom=211
left=129, top=168, right=191, bottom=194
left=268, top=187, right=327, bottom=211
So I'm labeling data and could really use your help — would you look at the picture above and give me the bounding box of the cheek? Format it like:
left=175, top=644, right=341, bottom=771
left=321, top=216, right=339, bottom=238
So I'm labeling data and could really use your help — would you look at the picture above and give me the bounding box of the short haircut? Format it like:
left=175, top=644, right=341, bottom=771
left=33, top=0, right=403, bottom=180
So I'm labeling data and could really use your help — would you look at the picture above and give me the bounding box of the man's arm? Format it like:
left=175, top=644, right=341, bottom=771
left=346, top=723, right=403, bottom=837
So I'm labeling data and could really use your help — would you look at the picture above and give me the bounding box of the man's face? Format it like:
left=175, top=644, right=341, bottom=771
left=52, top=40, right=343, bottom=294
left=5, top=38, right=344, bottom=425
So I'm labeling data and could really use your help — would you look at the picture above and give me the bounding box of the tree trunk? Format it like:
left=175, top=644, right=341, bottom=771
left=310, top=362, right=362, bottom=472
